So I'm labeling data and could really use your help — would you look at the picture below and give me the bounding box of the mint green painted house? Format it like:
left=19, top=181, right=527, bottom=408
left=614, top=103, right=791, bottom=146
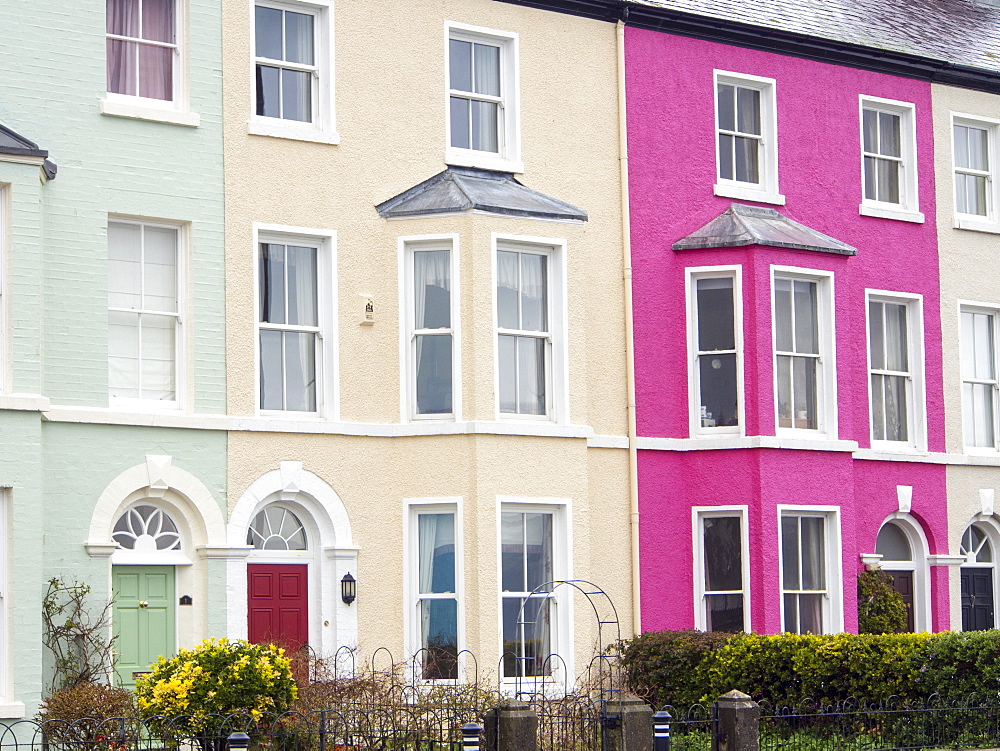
left=0, top=0, right=227, bottom=715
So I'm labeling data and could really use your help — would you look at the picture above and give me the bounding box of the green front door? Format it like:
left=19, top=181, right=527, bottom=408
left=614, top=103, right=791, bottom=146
left=113, top=565, right=176, bottom=689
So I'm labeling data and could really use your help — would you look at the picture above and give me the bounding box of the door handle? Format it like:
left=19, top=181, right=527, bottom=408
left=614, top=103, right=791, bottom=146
left=139, top=600, right=149, bottom=609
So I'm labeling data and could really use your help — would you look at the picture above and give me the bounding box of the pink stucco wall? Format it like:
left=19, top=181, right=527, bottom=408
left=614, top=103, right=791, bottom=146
left=625, top=28, right=950, bottom=633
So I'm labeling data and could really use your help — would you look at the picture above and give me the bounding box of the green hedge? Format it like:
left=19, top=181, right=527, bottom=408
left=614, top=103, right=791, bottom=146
left=618, top=630, right=1000, bottom=709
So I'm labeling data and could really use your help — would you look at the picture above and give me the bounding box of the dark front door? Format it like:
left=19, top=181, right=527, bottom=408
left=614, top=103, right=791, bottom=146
left=961, top=567, right=995, bottom=631
left=247, top=563, right=309, bottom=652
left=885, top=570, right=915, bottom=632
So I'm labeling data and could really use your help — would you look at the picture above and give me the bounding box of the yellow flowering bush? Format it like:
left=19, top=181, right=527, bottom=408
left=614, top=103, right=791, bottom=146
left=135, top=638, right=297, bottom=735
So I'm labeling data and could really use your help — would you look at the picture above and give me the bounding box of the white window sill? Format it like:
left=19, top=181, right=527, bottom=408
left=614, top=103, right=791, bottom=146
left=636, top=435, right=859, bottom=452
left=955, top=215, right=1000, bottom=234
left=248, top=119, right=340, bottom=145
left=0, top=393, right=51, bottom=411
left=713, top=182, right=785, bottom=206
left=110, top=398, right=182, bottom=414
left=868, top=440, right=925, bottom=454
left=445, top=148, right=523, bottom=174
left=0, top=701, right=24, bottom=719
left=100, top=98, right=200, bottom=127
left=859, top=203, right=924, bottom=223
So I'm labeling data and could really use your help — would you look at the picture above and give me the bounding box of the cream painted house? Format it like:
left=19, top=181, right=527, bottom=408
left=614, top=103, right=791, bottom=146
left=933, top=82, right=1000, bottom=632
left=220, top=0, right=633, bottom=686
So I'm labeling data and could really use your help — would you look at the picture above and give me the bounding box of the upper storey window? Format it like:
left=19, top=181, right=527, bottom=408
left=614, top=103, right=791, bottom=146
left=688, top=268, right=742, bottom=436
left=859, top=96, right=923, bottom=223
left=446, top=24, right=520, bottom=173
left=962, top=306, right=1000, bottom=451
left=106, top=0, right=176, bottom=101
left=867, top=293, right=925, bottom=451
left=713, top=71, right=782, bottom=206
left=953, top=115, right=1000, bottom=232
left=250, top=1, right=336, bottom=144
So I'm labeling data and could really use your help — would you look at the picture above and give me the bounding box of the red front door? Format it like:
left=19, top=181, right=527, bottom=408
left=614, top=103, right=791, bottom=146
left=247, top=563, right=309, bottom=652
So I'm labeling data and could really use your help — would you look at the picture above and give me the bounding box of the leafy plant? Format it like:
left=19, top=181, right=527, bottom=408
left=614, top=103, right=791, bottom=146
left=35, top=682, right=137, bottom=742
left=857, top=569, right=908, bottom=634
left=135, top=638, right=297, bottom=736
left=42, top=578, right=118, bottom=692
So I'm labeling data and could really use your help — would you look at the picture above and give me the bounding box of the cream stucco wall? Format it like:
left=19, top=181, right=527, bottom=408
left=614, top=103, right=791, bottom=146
left=933, top=83, right=1000, bottom=628
left=222, top=0, right=632, bottom=679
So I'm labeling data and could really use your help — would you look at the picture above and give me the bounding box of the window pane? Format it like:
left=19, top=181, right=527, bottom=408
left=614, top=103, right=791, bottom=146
left=776, top=354, right=792, bottom=428
left=872, top=374, right=886, bottom=441
left=706, top=594, right=744, bottom=633
left=473, top=42, right=500, bottom=97
left=501, top=596, right=552, bottom=677
left=108, top=223, right=142, bottom=310
left=877, top=158, right=900, bottom=203
left=704, top=516, right=742, bottom=591
left=501, top=512, right=524, bottom=592
left=717, top=84, right=735, bottom=132
left=863, top=156, right=876, bottom=201
left=140, top=314, right=175, bottom=400
left=973, top=382, right=996, bottom=447
left=879, top=112, right=901, bottom=158
left=498, top=335, right=517, bottom=413
left=798, top=594, right=823, bottom=634
left=283, top=331, right=316, bottom=411
left=961, top=312, right=976, bottom=379
left=876, top=523, right=912, bottom=562
left=783, top=593, right=798, bottom=633
left=885, top=303, right=908, bottom=372
left=141, top=0, right=174, bottom=42
left=108, top=0, right=139, bottom=35
left=415, top=334, right=453, bottom=415
left=793, top=280, right=818, bottom=354
left=107, top=39, right=137, bottom=96
left=259, top=329, right=284, bottom=410
left=781, top=516, right=799, bottom=590
left=418, top=513, right=455, bottom=594
left=862, top=109, right=877, bottom=153
left=974, top=313, right=995, bottom=379
left=718, top=134, right=734, bottom=181
left=524, top=513, right=553, bottom=591
left=286, top=245, right=317, bottom=326
left=414, top=250, right=451, bottom=330
left=884, top=374, right=908, bottom=441
left=735, top=87, right=760, bottom=135
left=259, top=244, right=286, bottom=324
left=449, top=97, right=470, bottom=150
left=470, top=100, right=499, bottom=153
left=970, top=126, right=989, bottom=171
left=143, top=227, right=178, bottom=313
left=284, top=11, right=314, bottom=65
left=138, top=43, right=172, bottom=100
left=419, top=599, right=458, bottom=680
left=696, top=277, right=735, bottom=352
left=800, top=517, right=825, bottom=590
left=449, top=39, right=472, bottom=92
left=792, top=356, right=817, bottom=430
left=956, top=171, right=970, bottom=215
left=869, top=302, right=885, bottom=371
left=256, top=65, right=280, bottom=117
left=774, top=278, right=792, bottom=352
left=734, top=136, right=759, bottom=184
left=109, top=310, right=140, bottom=399
left=955, top=124, right=971, bottom=169
left=282, top=69, right=312, bottom=122
left=517, top=336, right=546, bottom=415
left=519, top=253, right=547, bottom=332
left=699, top=353, right=737, bottom=428
left=255, top=6, right=282, bottom=59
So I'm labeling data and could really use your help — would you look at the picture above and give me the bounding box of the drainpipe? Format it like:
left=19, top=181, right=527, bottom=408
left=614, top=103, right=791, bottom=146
left=616, top=19, right=642, bottom=638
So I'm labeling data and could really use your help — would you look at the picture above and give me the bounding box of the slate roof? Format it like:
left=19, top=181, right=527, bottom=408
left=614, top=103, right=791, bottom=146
left=376, top=166, right=588, bottom=222
left=672, top=203, right=857, bottom=255
left=0, top=122, right=47, bottom=158
left=631, top=0, right=1000, bottom=75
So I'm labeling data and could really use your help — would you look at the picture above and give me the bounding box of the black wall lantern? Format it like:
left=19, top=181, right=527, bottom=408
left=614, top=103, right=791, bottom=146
left=341, top=572, right=356, bottom=605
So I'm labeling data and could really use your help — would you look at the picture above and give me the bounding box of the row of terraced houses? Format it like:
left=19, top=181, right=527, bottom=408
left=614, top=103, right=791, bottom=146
left=1, top=0, right=1000, bottom=715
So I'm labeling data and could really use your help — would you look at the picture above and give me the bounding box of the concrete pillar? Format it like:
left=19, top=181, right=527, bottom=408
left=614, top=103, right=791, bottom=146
left=604, top=693, right=654, bottom=751
left=712, top=690, right=759, bottom=751
left=483, top=701, right=538, bottom=751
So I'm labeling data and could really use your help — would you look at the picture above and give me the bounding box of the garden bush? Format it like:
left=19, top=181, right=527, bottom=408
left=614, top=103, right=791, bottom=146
left=857, top=569, right=908, bottom=634
left=619, top=629, right=1000, bottom=709
left=36, top=681, right=137, bottom=742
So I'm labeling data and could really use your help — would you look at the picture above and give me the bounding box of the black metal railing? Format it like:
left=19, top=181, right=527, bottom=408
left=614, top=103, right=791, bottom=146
left=652, top=704, right=715, bottom=751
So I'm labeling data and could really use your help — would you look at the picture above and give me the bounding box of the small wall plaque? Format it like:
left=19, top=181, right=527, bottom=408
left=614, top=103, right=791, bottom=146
left=360, top=294, right=375, bottom=325
left=179, top=595, right=193, bottom=606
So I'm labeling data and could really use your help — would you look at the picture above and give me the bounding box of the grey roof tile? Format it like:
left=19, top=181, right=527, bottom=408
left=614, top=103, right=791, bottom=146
left=0, top=122, right=47, bottom=158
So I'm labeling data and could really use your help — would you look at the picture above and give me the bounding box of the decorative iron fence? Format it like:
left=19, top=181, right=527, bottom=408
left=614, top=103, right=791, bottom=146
left=758, top=694, right=1000, bottom=751
left=652, top=704, right=715, bottom=751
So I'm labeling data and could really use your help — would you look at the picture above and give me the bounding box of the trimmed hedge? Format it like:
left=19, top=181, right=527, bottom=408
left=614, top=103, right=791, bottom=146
left=619, top=630, right=1000, bottom=709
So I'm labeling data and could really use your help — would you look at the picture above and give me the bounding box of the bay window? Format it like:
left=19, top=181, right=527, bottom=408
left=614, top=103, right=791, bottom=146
left=780, top=509, right=841, bottom=634
left=689, top=268, right=742, bottom=434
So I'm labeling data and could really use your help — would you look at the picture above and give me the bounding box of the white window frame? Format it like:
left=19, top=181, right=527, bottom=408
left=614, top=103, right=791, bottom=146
left=403, top=498, right=465, bottom=683
left=712, top=70, right=783, bottom=206
left=692, top=506, right=750, bottom=632
left=492, top=234, right=568, bottom=424
left=865, top=290, right=927, bottom=452
left=959, top=301, right=1000, bottom=453
left=107, top=217, right=185, bottom=412
left=253, top=223, right=338, bottom=419
left=952, top=112, right=1000, bottom=234
left=686, top=266, right=745, bottom=437
left=858, top=95, right=924, bottom=223
left=398, top=234, right=461, bottom=423
left=101, top=0, right=200, bottom=127
left=445, top=22, right=522, bottom=173
left=874, top=514, right=931, bottom=632
left=777, top=505, right=843, bottom=635
left=770, top=266, right=837, bottom=438
left=248, top=0, right=338, bottom=145
left=496, top=496, right=572, bottom=689
left=0, top=186, right=6, bottom=394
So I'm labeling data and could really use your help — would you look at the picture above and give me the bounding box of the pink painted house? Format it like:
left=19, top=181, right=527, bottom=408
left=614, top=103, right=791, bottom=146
left=625, top=22, right=953, bottom=634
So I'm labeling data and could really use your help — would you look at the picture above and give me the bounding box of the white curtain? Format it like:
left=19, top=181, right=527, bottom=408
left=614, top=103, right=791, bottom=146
left=413, top=250, right=450, bottom=330
left=418, top=514, right=454, bottom=651
left=106, top=0, right=138, bottom=95
left=473, top=43, right=500, bottom=152
left=138, top=0, right=174, bottom=100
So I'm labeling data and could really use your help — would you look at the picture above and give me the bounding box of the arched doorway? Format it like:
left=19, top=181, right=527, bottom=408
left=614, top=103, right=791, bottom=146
left=875, top=518, right=929, bottom=632
left=960, top=522, right=996, bottom=631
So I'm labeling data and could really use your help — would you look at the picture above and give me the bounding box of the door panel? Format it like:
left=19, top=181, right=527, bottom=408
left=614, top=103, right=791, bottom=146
left=247, top=564, right=308, bottom=652
left=885, top=570, right=915, bottom=632
left=113, top=565, right=176, bottom=690
left=962, top=567, right=995, bottom=631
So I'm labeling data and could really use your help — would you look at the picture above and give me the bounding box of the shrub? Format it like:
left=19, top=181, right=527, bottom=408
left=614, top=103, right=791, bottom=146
left=618, top=629, right=736, bottom=708
left=857, top=569, right=908, bottom=634
left=36, top=681, right=136, bottom=742
left=135, top=638, right=296, bottom=736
